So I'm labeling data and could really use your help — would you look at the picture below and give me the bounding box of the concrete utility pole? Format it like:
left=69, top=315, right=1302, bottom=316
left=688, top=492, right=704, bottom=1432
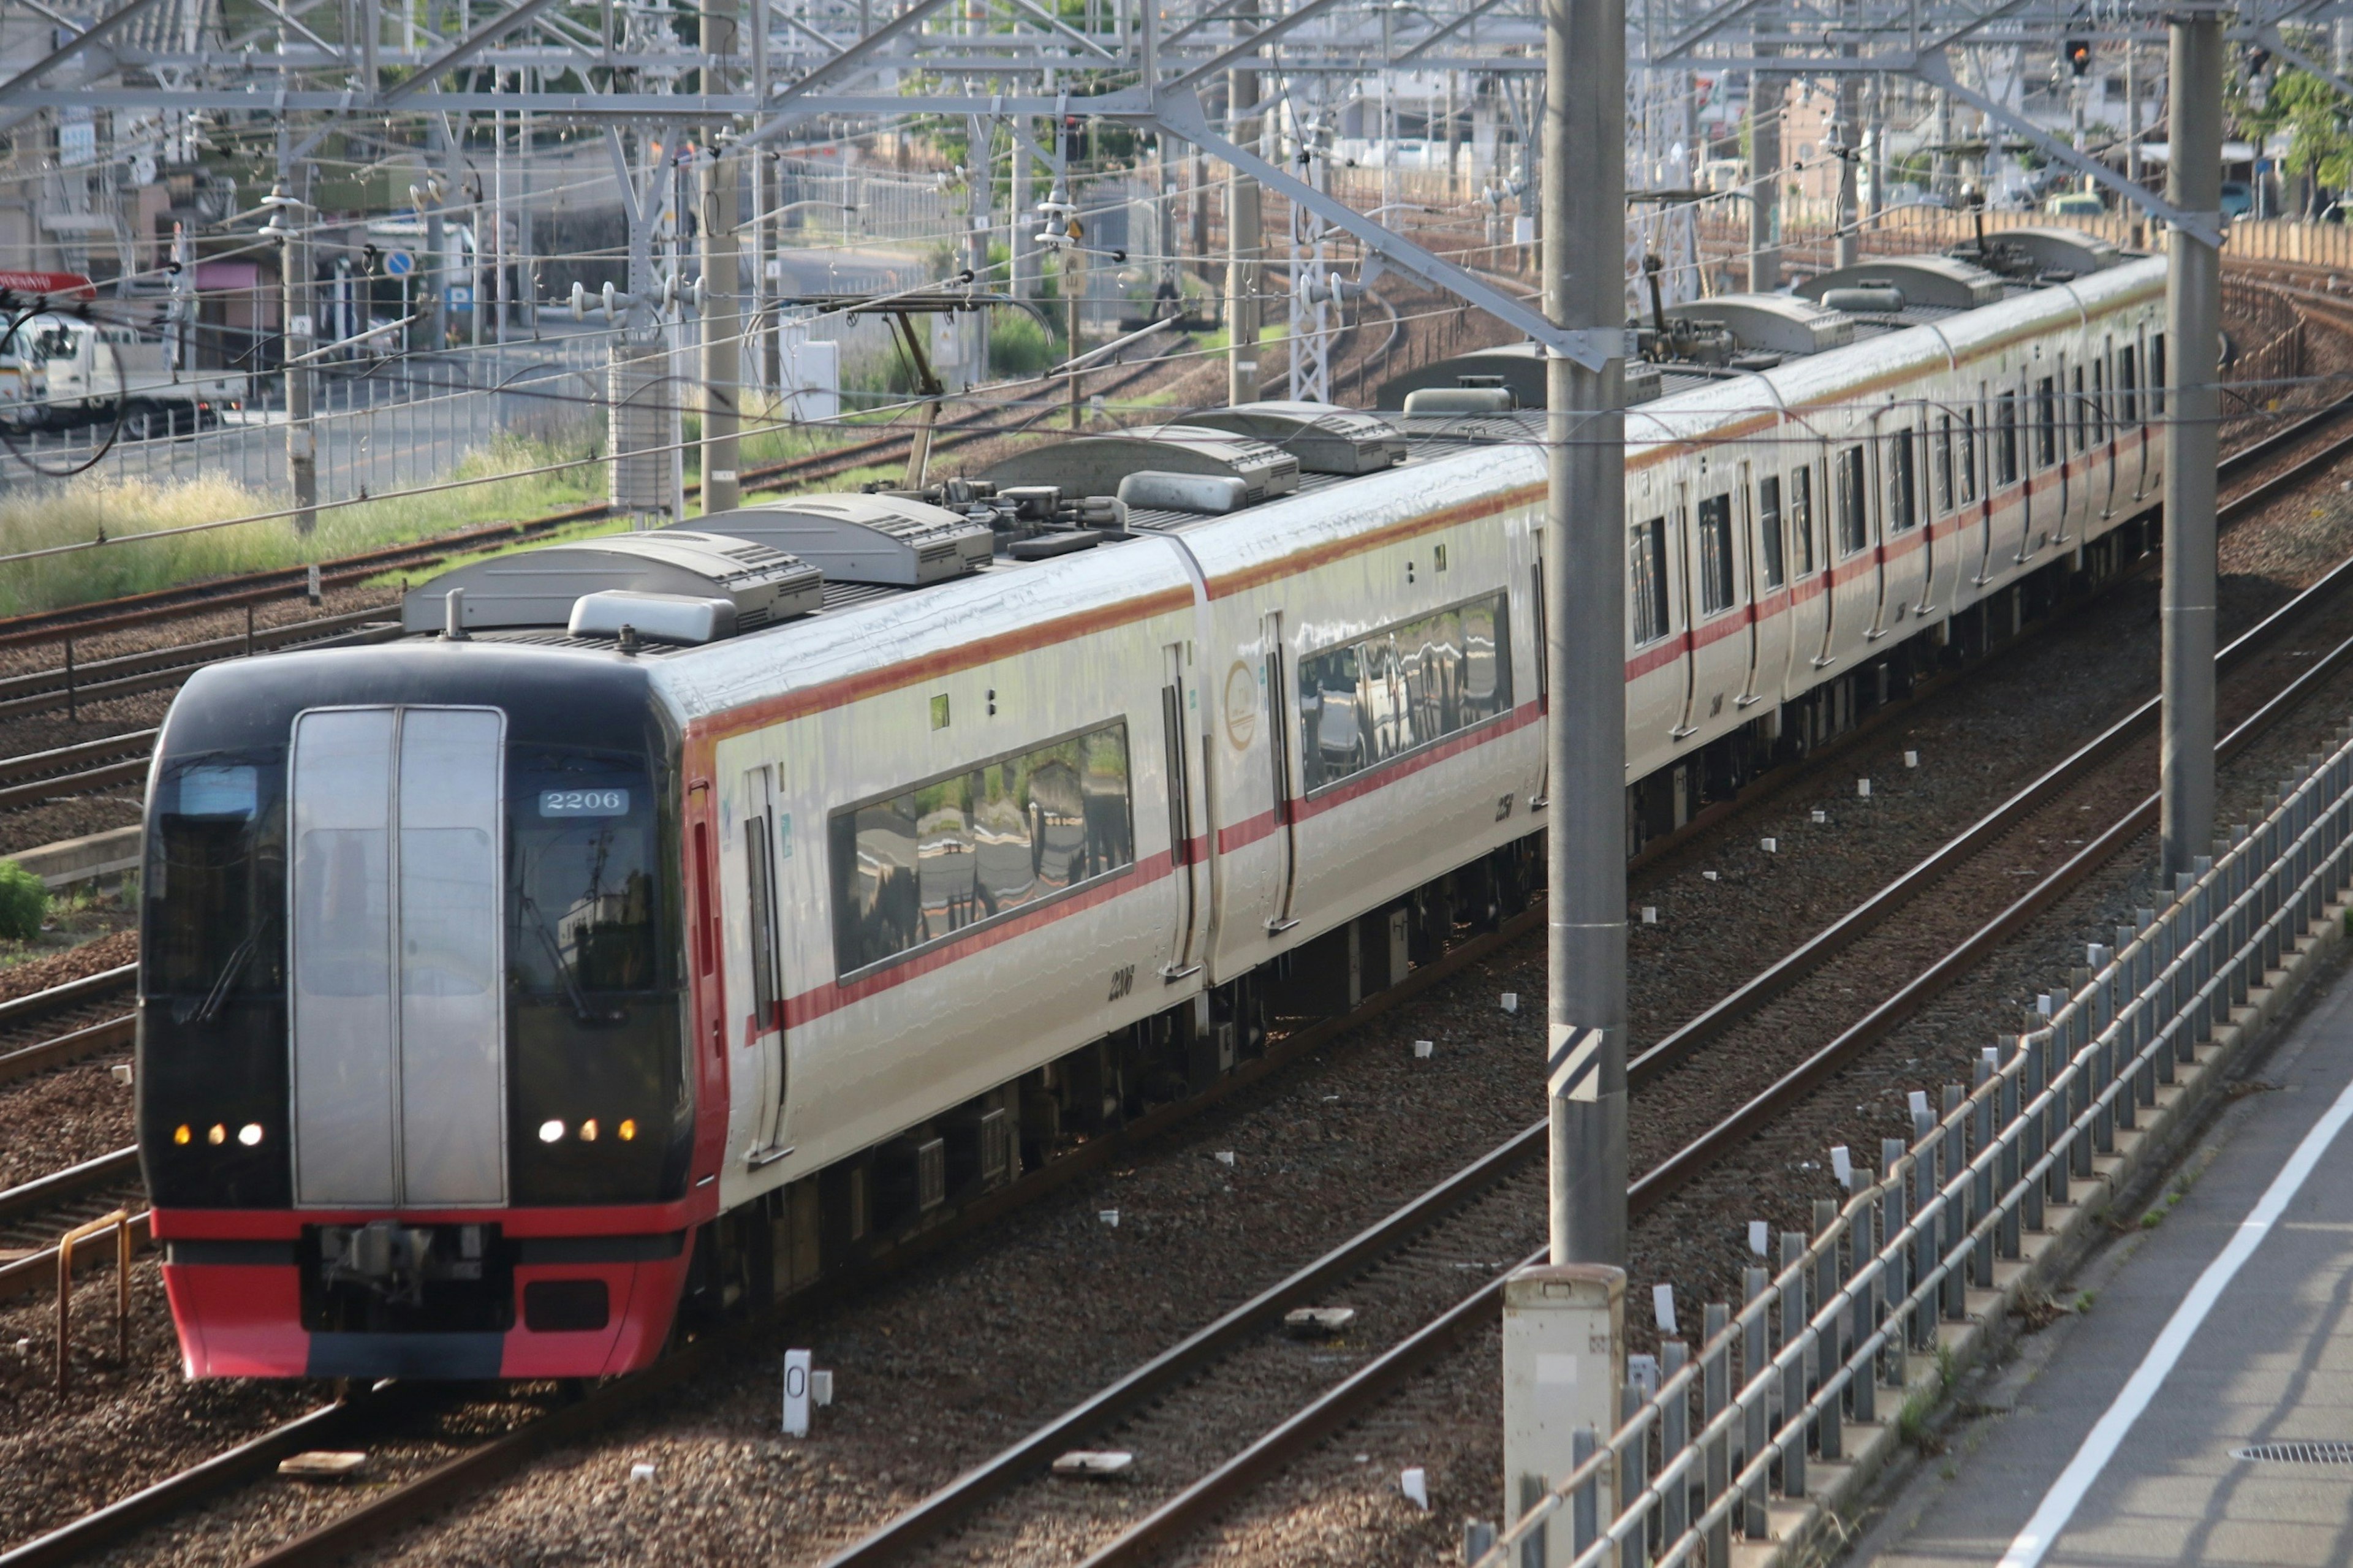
left=2161, top=12, right=2221, bottom=881
left=1544, top=0, right=1626, bottom=1271
left=1226, top=0, right=1262, bottom=407
left=699, top=0, right=743, bottom=516
left=277, top=157, right=317, bottom=534
left=1834, top=71, right=1860, bottom=268
left=1505, top=0, right=1630, bottom=1541
left=422, top=114, right=449, bottom=351
left=1747, top=47, right=1780, bottom=292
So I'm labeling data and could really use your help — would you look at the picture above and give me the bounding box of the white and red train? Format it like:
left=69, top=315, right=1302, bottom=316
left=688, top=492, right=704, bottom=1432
left=139, top=232, right=2165, bottom=1378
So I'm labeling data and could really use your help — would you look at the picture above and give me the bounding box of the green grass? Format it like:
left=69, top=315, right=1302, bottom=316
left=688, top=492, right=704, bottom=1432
left=0, top=430, right=611, bottom=617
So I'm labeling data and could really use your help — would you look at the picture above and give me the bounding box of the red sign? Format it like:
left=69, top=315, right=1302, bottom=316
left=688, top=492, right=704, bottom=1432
left=0, top=271, right=96, bottom=299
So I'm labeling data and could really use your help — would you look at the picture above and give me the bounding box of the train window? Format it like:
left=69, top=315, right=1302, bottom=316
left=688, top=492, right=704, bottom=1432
left=2091, top=359, right=2107, bottom=445
left=1959, top=411, right=1979, bottom=504
left=145, top=750, right=286, bottom=1006
left=2120, top=347, right=2139, bottom=425
left=830, top=721, right=1134, bottom=977
left=745, top=814, right=781, bottom=1027
left=1887, top=428, right=1918, bottom=532
left=2035, top=377, right=2058, bottom=468
left=2151, top=333, right=2166, bottom=416
left=1630, top=517, right=1670, bottom=642
left=2071, top=368, right=2087, bottom=452
left=1757, top=476, right=1785, bottom=590
left=1696, top=493, right=1735, bottom=615
left=1934, top=417, right=1954, bottom=515
left=1789, top=468, right=1815, bottom=575
left=1835, top=445, right=1867, bottom=555
left=1296, top=591, right=1511, bottom=794
left=1996, top=393, right=2019, bottom=487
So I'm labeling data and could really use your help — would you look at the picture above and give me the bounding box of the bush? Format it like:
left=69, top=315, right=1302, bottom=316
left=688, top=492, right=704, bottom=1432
left=988, top=308, right=1060, bottom=378
left=0, top=859, right=46, bottom=941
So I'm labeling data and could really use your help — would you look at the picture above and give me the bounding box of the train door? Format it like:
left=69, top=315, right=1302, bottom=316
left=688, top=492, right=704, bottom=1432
left=1872, top=411, right=1927, bottom=627
left=1827, top=435, right=1874, bottom=667
left=1670, top=479, right=1700, bottom=738
left=740, top=767, right=788, bottom=1164
left=1262, top=610, right=1300, bottom=934
left=1738, top=459, right=1777, bottom=710
left=1160, top=642, right=1205, bottom=977
left=1965, top=388, right=1993, bottom=589
left=1779, top=450, right=1828, bottom=677
left=2122, top=335, right=2146, bottom=505
left=288, top=705, right=507, bottom=1208
left=2094, top=343, right=2116, bottom=523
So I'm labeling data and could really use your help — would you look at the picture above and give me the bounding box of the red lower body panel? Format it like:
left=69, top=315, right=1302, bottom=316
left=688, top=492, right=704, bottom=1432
left=154, top=1203, right=700, bottom=1381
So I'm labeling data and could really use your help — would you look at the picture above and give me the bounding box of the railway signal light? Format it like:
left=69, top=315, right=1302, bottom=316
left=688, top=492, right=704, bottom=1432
left=2065, top=38, right=2092, bottom=77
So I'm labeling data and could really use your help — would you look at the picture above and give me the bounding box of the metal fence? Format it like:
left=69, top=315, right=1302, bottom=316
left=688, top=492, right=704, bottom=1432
left=0, top=332, right=611, bottom=506
left=1480, top=721, right=2353, bottom=1568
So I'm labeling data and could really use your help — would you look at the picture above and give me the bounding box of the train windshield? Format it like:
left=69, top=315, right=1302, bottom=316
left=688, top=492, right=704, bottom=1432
left=508, top=746, right=662, bottom=999
left=505, top=741, right=687, bottom=1206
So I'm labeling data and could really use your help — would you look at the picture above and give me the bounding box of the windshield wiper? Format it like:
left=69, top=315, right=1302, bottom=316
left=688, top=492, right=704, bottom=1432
left=520, top=892, right=608, bottom=1023
left=175, top=924, right=263, bottom=1025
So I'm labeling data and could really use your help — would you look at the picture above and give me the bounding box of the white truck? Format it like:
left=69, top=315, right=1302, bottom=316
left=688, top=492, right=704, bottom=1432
left=0, top=311, right=246, bottom=435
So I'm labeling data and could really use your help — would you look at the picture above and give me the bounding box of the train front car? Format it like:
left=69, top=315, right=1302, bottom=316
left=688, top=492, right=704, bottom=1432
left=136, top=642, right=699, bottom=1379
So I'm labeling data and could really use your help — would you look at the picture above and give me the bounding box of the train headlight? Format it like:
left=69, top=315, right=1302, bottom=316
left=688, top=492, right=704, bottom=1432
left=538, top=1119, right=566, bottom=1143
left=238, top=1123, right=264, bottom=1146
left=207, top=1124, right=226, bottom=1145
left=580, top=1118, right=599, bottom=1142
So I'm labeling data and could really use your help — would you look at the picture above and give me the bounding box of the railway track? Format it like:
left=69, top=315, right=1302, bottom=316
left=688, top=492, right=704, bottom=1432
left=0, top=335, right=1202, bottom=658
left=0, top=286, right=2324, bottom=1566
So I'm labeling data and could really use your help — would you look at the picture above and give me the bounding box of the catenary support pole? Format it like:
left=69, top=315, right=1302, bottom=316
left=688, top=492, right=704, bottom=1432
left=700, top=0, right=743, bottom=517
left=279, top=147, right=316, bottom=534
left=2161, top=9, right=2221, bottom=880
left=1747, top=43, right=1779, bottom=293
left=1834, top=66, right=1859, bottom=269
left=1545, top=0, right=1627, bottom=1270
left=1226, top=0, right=1262, bottom=407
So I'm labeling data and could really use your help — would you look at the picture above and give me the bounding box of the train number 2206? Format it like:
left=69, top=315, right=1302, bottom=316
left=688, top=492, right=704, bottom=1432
left=1107, top=964, right=1136, bottom=1003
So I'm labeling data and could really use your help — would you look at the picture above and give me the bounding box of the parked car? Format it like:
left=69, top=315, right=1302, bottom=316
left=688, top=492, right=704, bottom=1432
left=2221, top=180, right=2253, bottom=218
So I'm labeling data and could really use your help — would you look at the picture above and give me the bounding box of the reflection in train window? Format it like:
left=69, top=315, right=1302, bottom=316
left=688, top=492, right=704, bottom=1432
left=2151, top=334, right=2165, bottom=416
left=1959, top=411, right=1979, bottom=504
left=1789, top=468, right=1816, bottom=575
left=1696, top=493, right=1735, bottom=614
left=2035, top=377, right=2058, bottom=468
left=1757, top=477, right=1785, bottom=590
left=1887, top=428, right=1918, bottom=532
left=829, top=722, right=1134, bottom=977
left=1836, top=445, right=1867, bottom=555
left=2120, top=347, right=2139, bottom=426
left=1630, top=516, right=1670, bottom=642
left=1934, top=418, right=1954, bottom=515
left=1996, top=393, right=2020, bottom=487
left=1295, top=591, right=1513, bottom=795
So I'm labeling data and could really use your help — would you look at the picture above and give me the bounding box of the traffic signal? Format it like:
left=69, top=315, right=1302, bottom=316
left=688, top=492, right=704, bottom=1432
left=2065, top=38, right=2092, bottom=77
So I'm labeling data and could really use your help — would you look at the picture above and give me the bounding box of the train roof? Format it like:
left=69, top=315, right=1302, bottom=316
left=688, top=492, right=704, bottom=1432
left=377, top=240, right=2165, bottom=704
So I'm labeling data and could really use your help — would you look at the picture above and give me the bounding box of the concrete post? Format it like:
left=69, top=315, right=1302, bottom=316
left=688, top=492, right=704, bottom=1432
left=1544, top=0, right=1627, bottom=1269
left=1747, top=51, right=1779, bottom=293
left=1502, top=1265, right=1624, bottom=1566
left=700, top=0, right=743, bottom=516
left=1226, top=0, right=1262, bottom=407
left=2161, top=12, right=2220, bottom=881
left=422, top=114, right=449, bottom=350
left=279, top=155, right=316, bottom=534
left=1834, top=70, right=1859, bottom=269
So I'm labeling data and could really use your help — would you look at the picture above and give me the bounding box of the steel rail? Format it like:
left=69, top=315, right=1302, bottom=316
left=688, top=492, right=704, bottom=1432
left=23, top=286, right=2324, bottom=1566
left=1063, top=529, right=2353, bottom=1568
left=841, top=390, right=2353, bottom=1568
left=0, top=346, right=1193, bottom=654
left=0, top=1147, right=140, bottom=1227
left=1624, top=367, right=2353, bottom=1082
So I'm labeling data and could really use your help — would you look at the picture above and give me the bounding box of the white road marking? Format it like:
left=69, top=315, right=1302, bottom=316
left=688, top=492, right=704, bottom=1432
left=1996, top=1063, right=2353, bottom=1568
